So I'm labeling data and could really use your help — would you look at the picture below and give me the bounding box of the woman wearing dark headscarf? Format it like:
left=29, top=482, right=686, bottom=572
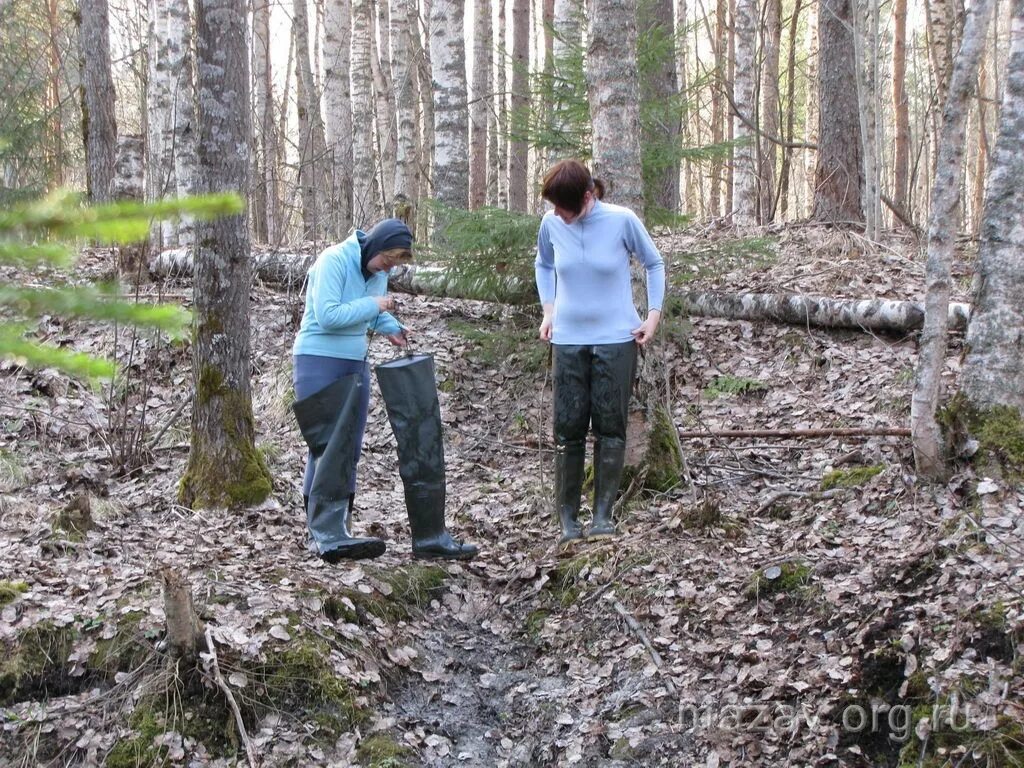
left=292, top=219, right=414, bottom=561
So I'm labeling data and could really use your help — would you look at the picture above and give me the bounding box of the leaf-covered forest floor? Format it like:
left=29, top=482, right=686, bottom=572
left=1, top=226, right=1022, bottom=767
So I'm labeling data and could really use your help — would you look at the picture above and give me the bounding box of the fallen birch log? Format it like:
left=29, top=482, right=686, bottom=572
left=150, top=250, right=971, bottom=333
left=677, top=427, right=911, bottom=439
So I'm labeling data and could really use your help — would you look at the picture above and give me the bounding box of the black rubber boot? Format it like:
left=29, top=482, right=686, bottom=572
left=590, top=437, right=626, bottom=538
left=376, top=354, right=478, bottom=560
left=292, top=376, right=386, bottom=561
left=554, top=441, right=585, bottom=544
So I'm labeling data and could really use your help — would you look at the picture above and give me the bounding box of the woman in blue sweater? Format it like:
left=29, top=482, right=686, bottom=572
left=293, top=219, right=412, bottom=560
left=535, top=160, right=665, bottom=544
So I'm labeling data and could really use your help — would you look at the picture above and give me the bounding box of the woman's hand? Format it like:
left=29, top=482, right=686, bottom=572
left=539, top=304, right=554, bottom=341
left=387, top=328, right=410, bottom=347
left=631, top=310, right=661, bottom=346
left=375, top=295, right=396, bottom=312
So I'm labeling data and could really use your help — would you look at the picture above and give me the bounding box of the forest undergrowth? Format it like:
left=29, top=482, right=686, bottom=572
left=0, top=226, right=1021, bottom=767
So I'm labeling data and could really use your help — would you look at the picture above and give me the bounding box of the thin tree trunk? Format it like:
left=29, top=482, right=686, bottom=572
left=252, top=0, right=271, bottom=242
left=470, top=0, right=491, bottom=208
left=778, top=0, right=803, bottom=220
left=77, top=0, right=118, bottom=203
left=371, top=0, right=397, bottom=210
left=758, top=0, right=781, bottom=223
left=641, top=0, right=680, bottom=217
left=168, top=0, right=197, bottom=245
left=972, top=48, right=989, bottom=237
left=294, top=0, right=328, bottom=240
left=853, top=0, right=881, bottom=239
left=411, top=0, right=433, bottom=213
left=892, top=0, right=911, bottom=220
left=676, top=0, right=691, bottom=211
left=911, top=0, right=994, bottom=479
left=962, top=0, right=1024, bottom=414
left=351, top=0, right=378, bottom=226
left=489, top=0, right=507, bottom=207
left=324, top=0, right=354, bottom=235
left=46, top=0, right=64, bottom=188
left=812, top=0, right=864, bottom=224
left=726, top=0, right=735, bottom=208
left=803, top=0, right=818, bottom=217
left=508, top=0, right=529, bottom=211
left=391, top=0, right=418, bottom=222
left=429, top=0, right=470, bottom=212
left=182, top=0, right=271, bottom=509
left=731, top=0, right=757, bottom=225
left=710, top=0, right=726, bottom=218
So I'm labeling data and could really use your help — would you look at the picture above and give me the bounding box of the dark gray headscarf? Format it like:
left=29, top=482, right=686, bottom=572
left=359, top=219, right=414, bottom=276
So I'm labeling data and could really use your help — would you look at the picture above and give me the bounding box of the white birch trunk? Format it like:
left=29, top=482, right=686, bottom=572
left=853, top=0, right=881, bottom=240
left=508, top=0, right=529, bottom=211
left=586, top=0, right=643, bottom=214
left=470, top=0, right=491, bottom=208
left=324, top=0, right=354, bottom=235
left=911, top=0, right=995, bottom=479
left=391, top=0, right=418, bottom=220
left=429, top=0, right=470, bottom=210
left=351, top=0, right=379, bottom=226
left=294, top=0, right=329, bottom=239
left=962, top=1, right=1024, bottom=413
left=731, top=0, right=757, bottom=226
left=758, top=0, right=781, bottom=223
left=371, top=0, right=397, bottom=209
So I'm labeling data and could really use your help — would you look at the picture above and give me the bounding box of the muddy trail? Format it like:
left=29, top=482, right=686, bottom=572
left=1, top=228, right=1021, bottom=767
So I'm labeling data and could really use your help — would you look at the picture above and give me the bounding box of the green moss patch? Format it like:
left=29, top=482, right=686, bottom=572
left=820, top=464, right=884, bottom=490
left=966, top=603, right=1016, bottom=663
left=940, top=394, right=1024, bottom=478
left=0, top=580, right=28, bottom=608
left=702, top=375, right=768, bottom=400
left=546, top=552, right=610, bottom=607
left=745, top=562, right=812, bottom=601
left=0, top=622, right=79, bottom=705
left=322, top=564, right=448, bottom=625
left=898, top=712, right=1024, bottom=768
left=355, top=732, right=415, bottom=767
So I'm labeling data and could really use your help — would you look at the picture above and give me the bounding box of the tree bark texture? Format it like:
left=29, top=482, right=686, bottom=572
left=391, top=0, right=418, bottom=220
left=252, top=0, right=279, bottom=243
left=892, top=0, right=911, bottom=217
left=587, top=0, right=644, bottom=214
left=324, top=0, right=354, bottom=235
left=508, top=0, right=529, bottom=211
left=812, top=0, right=864, bottom=224
left=182, top=0, right=271, bottom=509
left=294, top=0, right=329, bottom=240
left=372, top=0, right=397, bottom=210
left=962, top=0, right=1024, bottom=413
left=470, top=0, right=491, bottom=208
left=911, top=0, right=994, bottom=479
left=778, top=0, right=803, bottom=219
left=77, top=0, right=118, bottom=203
left=731, top=0, right=757, bottom=225
left=429, top=0, right=470, bottom=210
left=758, top=0, right=781, bottom=223
left=351, top=0, right=379, bottom=226
left=640, top=0, right=680, bottom=216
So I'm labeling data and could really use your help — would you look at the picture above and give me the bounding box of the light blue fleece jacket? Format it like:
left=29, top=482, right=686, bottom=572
left=292, top=231, right=402, bottom=360
left=535, top=200, right=666, bottom=345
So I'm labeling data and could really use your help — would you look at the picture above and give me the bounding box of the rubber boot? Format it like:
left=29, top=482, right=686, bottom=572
left=292, top=376, right=386, bottom=561
left=590, top=437, right=626, bottom=538
left=554, top=442, right=585, bottom=544
left=376, top=354, right=478, bottom=560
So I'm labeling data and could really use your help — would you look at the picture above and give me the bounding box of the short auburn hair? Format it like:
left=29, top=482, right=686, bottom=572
left=541, top=159, right=605, bottom=214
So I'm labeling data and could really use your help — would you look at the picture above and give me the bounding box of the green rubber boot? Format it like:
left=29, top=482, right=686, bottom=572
left=554, top=441, right=586, bottom=544
left=590, top=438, right=625, bottom=539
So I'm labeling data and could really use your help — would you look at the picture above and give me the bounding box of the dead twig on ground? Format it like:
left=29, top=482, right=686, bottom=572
left=612, top=597, right=678, bottom=697
left=204, top=626, right=258, bottom=768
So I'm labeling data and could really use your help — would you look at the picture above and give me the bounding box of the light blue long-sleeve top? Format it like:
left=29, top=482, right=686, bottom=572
left=535, top=200, right=666, bottom=345
left=292, top=231, right=403, bottom=360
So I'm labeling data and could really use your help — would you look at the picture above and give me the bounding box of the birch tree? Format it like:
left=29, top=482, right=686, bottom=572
left=640, top=0, right=680, bottom=217
left=371, top=0, right=397, bottom=209
left=181, top=0, right=271, bottom=508
left=391, top=0, right=418, bottom=219
left=759, top=0, right=781, bottom=223
left=77, top=0, right=118, bottom=203
left=778, top=0, right=803, bottom=219
left=489, top=0, right=508, bottom=207
left=470, top=0, right=491, bottom=208
left=853, top=0, right=882, bottom=239
left=429, top=0, right=470, bottom=210
left=812, top=0, right=863, bottom=224
left=731, top=0, right=757, bottom=225
left=911, top=0, right=995, bottom=479
left=324, top=0, right=353, bottom=235
left=961, top=0, right=1024, bottom=416
left=351, top=0, right=378, bottom=226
